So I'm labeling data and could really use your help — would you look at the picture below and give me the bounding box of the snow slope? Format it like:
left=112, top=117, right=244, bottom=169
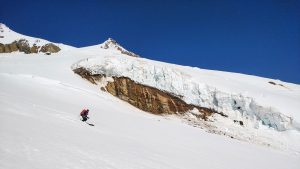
left=1, top=51, right=299, bottom=169
left=72, top=54, right=300, bottom=132
left=0, top=31, right=300, bottom=168
left=0, top=23, right=74, bottom=51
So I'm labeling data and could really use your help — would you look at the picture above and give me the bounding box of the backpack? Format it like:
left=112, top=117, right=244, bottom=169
left=80, top=109, right=88, bottom=116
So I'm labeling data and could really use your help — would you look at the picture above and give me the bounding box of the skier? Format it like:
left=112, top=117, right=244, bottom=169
left=80, top=109, right=89, bottom=122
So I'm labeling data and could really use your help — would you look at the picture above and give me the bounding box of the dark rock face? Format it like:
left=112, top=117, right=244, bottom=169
left=268, top=81, right=287, bottom=88
left=73, top=67, right=225, bottom=120
left=234, top=120, right=244, bottom=126
left=0, top=39, right=61, bottom=54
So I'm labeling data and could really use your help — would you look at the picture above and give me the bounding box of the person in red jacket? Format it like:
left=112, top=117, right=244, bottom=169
left=80, top=109, right=89, bottom=122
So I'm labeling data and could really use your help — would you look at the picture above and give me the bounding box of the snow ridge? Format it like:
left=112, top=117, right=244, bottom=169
left=99, top=38, right=140, bottom=57
left=72, top=55, right=297, bottom=132
left=0, top=23, right=74, bottom=50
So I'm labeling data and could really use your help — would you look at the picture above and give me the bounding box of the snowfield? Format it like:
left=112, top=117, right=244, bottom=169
left=1, top=26, right=300, bottom=168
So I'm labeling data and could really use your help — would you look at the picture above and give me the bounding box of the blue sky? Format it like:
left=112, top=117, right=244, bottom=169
left=1, top=0, right=299, bottom=83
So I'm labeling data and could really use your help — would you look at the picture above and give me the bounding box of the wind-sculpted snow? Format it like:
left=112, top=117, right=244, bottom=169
left=72, top=56, right=296, bottom=132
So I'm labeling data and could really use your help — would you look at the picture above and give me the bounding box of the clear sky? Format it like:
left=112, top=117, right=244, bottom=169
left=1, top=0, right=299, bottom=84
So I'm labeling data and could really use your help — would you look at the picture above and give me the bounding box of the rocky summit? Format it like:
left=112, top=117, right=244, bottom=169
left=100, top=38, right=140, bottom=57
left=0, top=39, right=61, bottom=54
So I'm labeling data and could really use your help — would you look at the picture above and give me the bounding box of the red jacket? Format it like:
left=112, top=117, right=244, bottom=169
left=80, top=109, right=89, bottom=116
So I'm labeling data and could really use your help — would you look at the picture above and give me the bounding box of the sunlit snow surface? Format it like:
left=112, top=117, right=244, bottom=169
left=0, top=43, right=300, bottom=168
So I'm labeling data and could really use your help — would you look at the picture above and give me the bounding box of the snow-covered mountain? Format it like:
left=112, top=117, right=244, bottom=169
left=99, top=38, right=140, bottom=57
left=0, top=24, right=300, bottom=169
left=0, top=23, right=74, bottom=54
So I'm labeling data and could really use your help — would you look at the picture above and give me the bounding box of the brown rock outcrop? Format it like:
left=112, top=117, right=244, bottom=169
left=16, top=39, right=31, bottom=53
left=0, top=44, right=4, bottom=53
left=40, top=43, right=61, bottom=53
left=0, top=42, right=18, bottom=53
left=0, top=39, right=60, bottom=54
left=30, top=44, right=39, bottom=53
left=73, top=67, right=226, bottom=120
left=101, top=38, right=140, bottom=57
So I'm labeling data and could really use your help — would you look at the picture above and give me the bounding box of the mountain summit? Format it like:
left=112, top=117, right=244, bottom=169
left=99, top=38, right=140, bottom=57
left=0, top=23, right=50, bottom=45
left=0, top=23, right=73, bottom=54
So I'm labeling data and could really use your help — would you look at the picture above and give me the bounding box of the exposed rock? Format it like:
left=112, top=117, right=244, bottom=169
left=40, top=43, right=61, bottom=53
left=268, top=81, right=276, bottom=85
left=234, top=120, right=244, bottom=126
left=0, top=42, right=18, bottom=53
left=8, top=42, right=18, bottom=52
left=105, top=77, right=197, bottom=115
left=30, top=44, right=40, bottom=53
left=0, top=44, right=4, bottom=53
left=100, top=38, right=140, bottom=57
left=268, top=81, right=288, bottom=89
left=73, top=67, right=225, bottom=120
left=0, top=39, right=60, bottom=54
left=16, top=39, right=31, bottom=54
